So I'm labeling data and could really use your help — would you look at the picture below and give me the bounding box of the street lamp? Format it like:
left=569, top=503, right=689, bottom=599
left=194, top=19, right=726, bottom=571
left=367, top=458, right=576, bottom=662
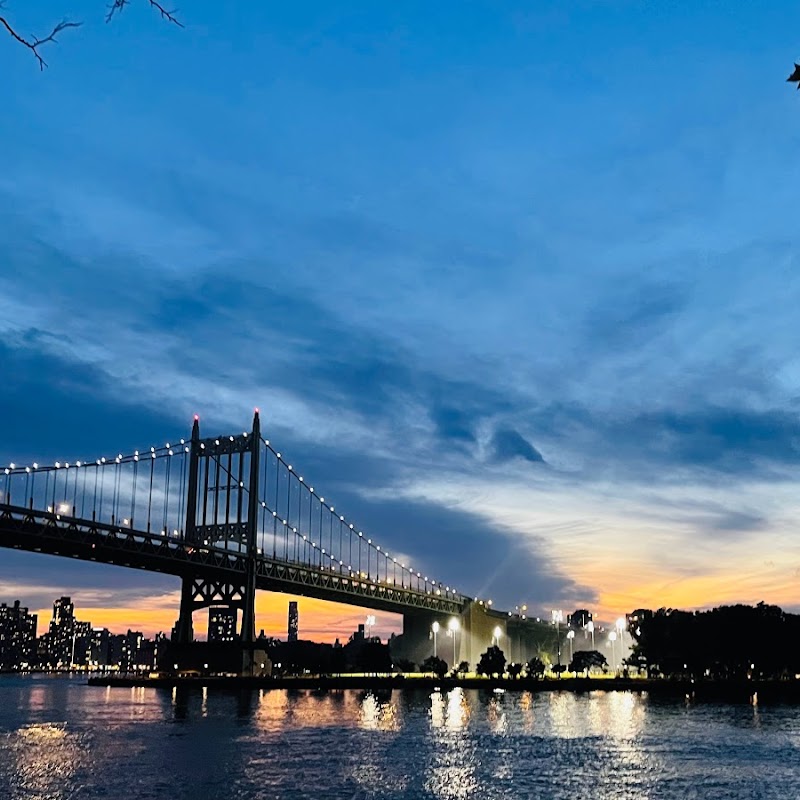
left=551, top=610, right=563, bottom=673
left=609, top=631, right=617, bottom=671
left=566, top=630, right=575, bottom=664
left=431, top=621, right=440, bottom=657
left=586, top=620, right=595, bottom=649
left=448, top=617, right=460, bottom=665
left=615, top=617, right=626, bottom=664
left=493, top=625, right=502, bottom=648
left=365, top=615, right=376, bottom=639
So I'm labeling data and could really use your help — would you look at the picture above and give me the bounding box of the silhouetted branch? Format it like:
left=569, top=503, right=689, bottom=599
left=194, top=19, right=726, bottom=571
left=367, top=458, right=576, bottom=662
left=0, top=5, right=81, bottom=70
left=106, top=0, right=183, bottom=28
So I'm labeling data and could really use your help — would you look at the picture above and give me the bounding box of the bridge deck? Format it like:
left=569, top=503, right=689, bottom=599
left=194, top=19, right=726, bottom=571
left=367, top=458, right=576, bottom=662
left=0, top=505, right=468, bottom=616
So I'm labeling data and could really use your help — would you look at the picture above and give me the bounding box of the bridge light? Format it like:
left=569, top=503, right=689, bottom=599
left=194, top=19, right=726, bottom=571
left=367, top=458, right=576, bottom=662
left=200, top=444, right=205, bottom=450
left=34, top=463, right=39, bottom=469
left=25, top=466, right=30, bottom=473
left=55, top=462, right=61, bottom=468
left=184, top=447, right=189, bottom=453
left=340, top=516, right=344, bottom=521
left=288, top=465, right=293, bottom=471
left=9, top=464, right=15, bottom=470
left=299, top=477, right=304, bottom=482
left=134, top=455, right=139, bottom=462
left=123, top=519, right=129, bottom=525
left=118, top=453, right=124, bottom=459
left=229, top=436, right=234, bottom=442
left=180, top=439, right=185, bottom=445
left=215, top=440, right=220, bottom=446
left=320, top=497, right=324, bottom=503
left=264, top=439, right=269, bottom=445
left=169, top=450, right=174, bottom=456
left=151, top=453, right=156, bottom=459
left=276, top=452, right=281, bottom=458
left=239, top=481, right=244, bottom=487
left=309, top=488, right=314, bottom=493
left=150, top=447, right=155, bottom=453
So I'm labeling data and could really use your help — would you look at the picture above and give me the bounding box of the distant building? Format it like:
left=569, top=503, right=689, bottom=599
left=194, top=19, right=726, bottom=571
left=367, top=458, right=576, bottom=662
left=45, top=596, right=76, bottom=668
left=0, top=601, right=37, bottom=669
left=288, top=601, right=298, bottom=642
left=208, top=606, right=237, bottom=643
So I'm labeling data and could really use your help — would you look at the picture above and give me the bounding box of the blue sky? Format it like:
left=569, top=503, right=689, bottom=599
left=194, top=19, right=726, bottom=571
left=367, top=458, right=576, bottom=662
left=2, top=0, right=800, bottom=636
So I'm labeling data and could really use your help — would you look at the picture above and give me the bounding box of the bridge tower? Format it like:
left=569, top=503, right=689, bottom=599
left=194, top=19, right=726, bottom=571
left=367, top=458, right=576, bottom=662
left=174, top=411, right=261, bottom=645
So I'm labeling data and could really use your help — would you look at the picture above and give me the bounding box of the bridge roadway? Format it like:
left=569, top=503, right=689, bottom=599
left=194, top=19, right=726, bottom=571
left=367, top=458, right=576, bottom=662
left=0, top=504, right=468, bottom=617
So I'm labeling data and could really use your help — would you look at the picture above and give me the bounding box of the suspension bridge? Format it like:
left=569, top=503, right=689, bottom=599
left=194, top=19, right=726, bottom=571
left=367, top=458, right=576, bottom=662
left=0, top=411, right=547, bottom=667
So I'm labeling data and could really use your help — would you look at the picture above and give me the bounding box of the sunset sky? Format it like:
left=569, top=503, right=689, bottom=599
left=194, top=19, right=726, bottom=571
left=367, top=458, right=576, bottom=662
left=3, top=0, right=800, bottom=639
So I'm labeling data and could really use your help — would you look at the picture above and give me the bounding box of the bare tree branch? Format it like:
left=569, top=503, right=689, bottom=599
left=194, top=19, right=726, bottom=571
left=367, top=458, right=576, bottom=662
left=0, top=6, right=81, bottom=70
left=106, top=0, right=183, bottom=28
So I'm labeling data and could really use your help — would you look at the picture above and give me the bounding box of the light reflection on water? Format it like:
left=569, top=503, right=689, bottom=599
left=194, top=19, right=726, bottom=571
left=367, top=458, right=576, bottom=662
left=0, top=676, right=799, bottom=799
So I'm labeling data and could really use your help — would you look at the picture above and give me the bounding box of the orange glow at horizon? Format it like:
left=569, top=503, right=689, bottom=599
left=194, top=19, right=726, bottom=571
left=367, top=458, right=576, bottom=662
left=32, top=592, right=403, bottom=642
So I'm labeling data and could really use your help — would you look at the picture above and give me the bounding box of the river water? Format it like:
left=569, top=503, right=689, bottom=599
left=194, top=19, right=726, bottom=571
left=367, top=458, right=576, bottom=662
left=0, top=675, right=798, bottom=799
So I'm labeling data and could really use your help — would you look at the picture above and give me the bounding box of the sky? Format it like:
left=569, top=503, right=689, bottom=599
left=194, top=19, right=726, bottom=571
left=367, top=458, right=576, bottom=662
left=2, top=0, right=800, bottom=641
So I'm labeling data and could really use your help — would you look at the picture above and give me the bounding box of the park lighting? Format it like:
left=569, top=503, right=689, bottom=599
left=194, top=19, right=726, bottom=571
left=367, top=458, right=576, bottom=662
left=586, top=620, right=595, bottom=648
left=493, top=625, right=502, bottom=647
left=567, top=629, right=575, bottom=662
left=609, top=631, right=618, bottom=669
left=431, top=621, right=440, bottom=656
left=448, top=617, right=460, bottom=665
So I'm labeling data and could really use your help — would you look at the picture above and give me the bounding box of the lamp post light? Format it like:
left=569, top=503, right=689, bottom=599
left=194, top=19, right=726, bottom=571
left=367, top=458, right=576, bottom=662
left=615, top=617, right=626, bottom=665
left=609, top=631, right=617, bottom=671
left=365, top=615, right=376, bottom=640
left=566, top=630, right=575, bottom=664
left=448, top=617, right=460, bottom=665
left=551, top=610, right=563, bottom=673
left=586, top=620, right=595, bottom=649
left=493, top=625, right=502, bottom=648
left=431, top=621, right=440, bottom=657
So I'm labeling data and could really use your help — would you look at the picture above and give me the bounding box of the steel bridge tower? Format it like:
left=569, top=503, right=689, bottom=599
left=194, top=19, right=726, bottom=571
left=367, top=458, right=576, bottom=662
left=174, top=411, right=261, bottom=645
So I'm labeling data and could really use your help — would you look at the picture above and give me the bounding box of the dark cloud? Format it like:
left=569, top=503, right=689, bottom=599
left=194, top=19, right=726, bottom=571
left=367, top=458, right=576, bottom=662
left=431, top=406, right=477, bottom=444
left=0, top=340, right=181, bottom=462
left=298, top=490, right=592, bottom=609
left=706, top=510, right=767, bottom=534
left=584, top=279, right=688, bottom=349
left=491, top=428, right=545, bottom=464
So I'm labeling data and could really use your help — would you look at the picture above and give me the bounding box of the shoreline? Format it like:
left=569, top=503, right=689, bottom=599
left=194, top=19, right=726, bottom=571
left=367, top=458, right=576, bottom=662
left=85, top=674, right=800, bottom=701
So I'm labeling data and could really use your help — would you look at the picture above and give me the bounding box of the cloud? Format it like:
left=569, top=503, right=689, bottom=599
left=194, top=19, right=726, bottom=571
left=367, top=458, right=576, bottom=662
left=491, top=428, right=545, bottom=464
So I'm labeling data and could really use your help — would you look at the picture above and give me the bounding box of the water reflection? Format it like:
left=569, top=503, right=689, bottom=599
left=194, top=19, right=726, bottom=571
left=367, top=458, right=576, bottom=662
left=7, top=723, right=83, bottom=800
left=0, top=678, right=798, bottom=800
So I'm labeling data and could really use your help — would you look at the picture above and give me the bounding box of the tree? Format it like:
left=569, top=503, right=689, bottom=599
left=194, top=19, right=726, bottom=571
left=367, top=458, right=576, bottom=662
left=570, top=650, right=608, bottom=676
left=392, top=658, right=416, bottom=674
left=506, top=662, right=523, bottom=679
left=526, top=657, right=545, bottom=678
left=1, top=0, right=182, bottom=69
left=453, top=660, right=470, bottom=677
left=476, top=645, right=506, bottom=678
left=420, top=655, right=448, bottom=678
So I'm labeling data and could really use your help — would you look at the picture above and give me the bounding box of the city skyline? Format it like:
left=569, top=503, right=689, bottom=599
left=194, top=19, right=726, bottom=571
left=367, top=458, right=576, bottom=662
left=4, top=1, right=800, bottom=634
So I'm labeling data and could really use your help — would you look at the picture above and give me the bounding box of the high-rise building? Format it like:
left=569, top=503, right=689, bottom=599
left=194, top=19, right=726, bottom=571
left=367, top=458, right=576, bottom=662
left=0, top=601, right=37, bottom=668
left=46, top=596, right=76, bottom=668
left=287, top=601, right=298, bottom=642
left=208, top=607, right=237, bottom=642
